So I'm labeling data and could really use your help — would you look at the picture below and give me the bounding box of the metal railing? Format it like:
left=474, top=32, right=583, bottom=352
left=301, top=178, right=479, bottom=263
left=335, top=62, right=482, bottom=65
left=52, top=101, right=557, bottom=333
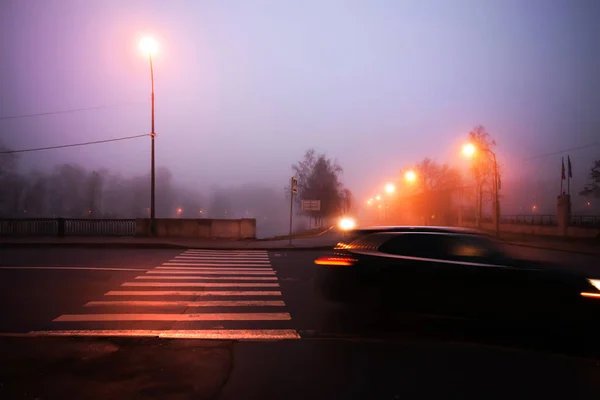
left=571, top=215, right=600, bottom=227
left=500, top=215, right=558, bottom=226
left=463, top=214, right=600, bottom=228
left=0, top=218, right=136, bottom=237
left=0, top=219, right=58, bottom=236
left=64, top=219, right=136, bottom=236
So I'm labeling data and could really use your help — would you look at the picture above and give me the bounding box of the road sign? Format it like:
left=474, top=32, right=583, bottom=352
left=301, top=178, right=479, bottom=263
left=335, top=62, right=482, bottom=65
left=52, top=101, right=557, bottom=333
left=301, top=200, right=321, bottom=211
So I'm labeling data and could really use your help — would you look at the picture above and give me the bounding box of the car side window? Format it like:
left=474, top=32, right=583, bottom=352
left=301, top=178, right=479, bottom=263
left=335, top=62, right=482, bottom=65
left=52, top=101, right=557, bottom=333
left=443, top=236, right=500, bottom=263
left=378, top=234, right=449, bottom=259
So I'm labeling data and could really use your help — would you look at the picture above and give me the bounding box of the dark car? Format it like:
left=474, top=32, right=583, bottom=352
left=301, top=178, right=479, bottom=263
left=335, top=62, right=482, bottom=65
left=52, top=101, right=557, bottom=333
left=316, top=231, right=600, bottom=327
left=335, top=225, right=490, bottom=250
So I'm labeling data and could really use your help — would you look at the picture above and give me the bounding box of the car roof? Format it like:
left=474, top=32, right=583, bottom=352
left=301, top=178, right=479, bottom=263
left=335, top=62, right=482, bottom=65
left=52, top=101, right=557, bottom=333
left=349, top=225, right=487, bottom=235
left=340, top=231, right=494, bottom=252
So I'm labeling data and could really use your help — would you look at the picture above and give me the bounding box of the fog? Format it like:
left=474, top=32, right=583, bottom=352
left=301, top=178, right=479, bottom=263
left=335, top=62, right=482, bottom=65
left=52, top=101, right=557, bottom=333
left=1, top=1, right=600, bottom=223
left=0, top=156, right=298, bottom=238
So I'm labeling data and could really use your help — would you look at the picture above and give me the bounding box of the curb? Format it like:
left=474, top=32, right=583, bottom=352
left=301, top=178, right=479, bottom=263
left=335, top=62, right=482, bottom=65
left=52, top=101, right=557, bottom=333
left=0, top=242, right=335, bottom=251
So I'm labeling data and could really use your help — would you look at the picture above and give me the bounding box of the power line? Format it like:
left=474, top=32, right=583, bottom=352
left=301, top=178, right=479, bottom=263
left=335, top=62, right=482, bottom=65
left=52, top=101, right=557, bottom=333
left=0, top=102, right=147, bottom=121
left=525, top=141, right=600, bottom=161
left=0, top=134, right=148, bottom=154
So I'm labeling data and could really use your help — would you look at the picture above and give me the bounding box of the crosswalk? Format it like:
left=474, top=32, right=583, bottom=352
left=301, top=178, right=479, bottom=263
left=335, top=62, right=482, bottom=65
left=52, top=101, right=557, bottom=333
left=30, top=249, right=300, bottom=340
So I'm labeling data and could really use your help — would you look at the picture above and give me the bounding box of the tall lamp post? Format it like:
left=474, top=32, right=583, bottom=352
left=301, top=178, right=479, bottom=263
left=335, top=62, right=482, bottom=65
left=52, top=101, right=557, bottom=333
left=462, top=143, right=500, bottom=237
left=139, top=37, right=158, bottom=234
left=384, top=183, right=395, bottom=223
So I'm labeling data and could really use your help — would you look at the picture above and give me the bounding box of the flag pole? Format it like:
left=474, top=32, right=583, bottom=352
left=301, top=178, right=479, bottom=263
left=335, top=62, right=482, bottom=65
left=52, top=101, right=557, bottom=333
left=567, top=155, right=571, bottom=196
left=560, top=157, right=564, bottom=194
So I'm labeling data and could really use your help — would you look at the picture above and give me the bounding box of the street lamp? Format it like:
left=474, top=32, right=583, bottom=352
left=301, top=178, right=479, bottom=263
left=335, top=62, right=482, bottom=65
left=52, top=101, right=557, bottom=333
left=385, top=183, right=396, bottom=194
left=404, top=169, right=417, bottom=183
left=462, top=142, right=500, bottom=237
left=139, top=37, right=158, bottom=234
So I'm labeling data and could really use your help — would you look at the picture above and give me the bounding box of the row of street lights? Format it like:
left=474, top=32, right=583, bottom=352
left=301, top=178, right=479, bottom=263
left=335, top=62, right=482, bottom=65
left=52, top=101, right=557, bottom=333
left=367, top=169, right=417, bottom=207
left=364, top=142, right=500, bottom=236
left=136, top=37, right=501, bottom=237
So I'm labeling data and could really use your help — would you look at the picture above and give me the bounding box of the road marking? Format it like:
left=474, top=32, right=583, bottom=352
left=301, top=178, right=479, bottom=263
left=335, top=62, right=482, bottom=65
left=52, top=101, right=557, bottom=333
left=173, top=258, right=270, bottom=263
left=184, top=250, right=268, bottom=254
left=147, top=270, right=276, bottom=275
left=84, top=300, right=286, bottom=307
left=165, top=261, right=271, bottom=266
left=157, top=266, right=273, bottom=271
left=27, top=329, right=300, bottom=340
left=105, top=290, right=282, bottom=296
left=0, top=266, right=146, bottom=272
left=53, top=313, right=292, bottom=322
left=135, top=275, right=278, bottom=281
left=176, top=255, right=269, bottom=259
left=121, top=282, right=280, bottom=288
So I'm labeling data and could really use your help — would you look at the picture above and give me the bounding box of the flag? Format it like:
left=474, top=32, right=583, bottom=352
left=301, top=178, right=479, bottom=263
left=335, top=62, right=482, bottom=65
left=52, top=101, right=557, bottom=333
left=567, top=155, right=572, bottom=178
left=561, top=157, right=566, bottom=180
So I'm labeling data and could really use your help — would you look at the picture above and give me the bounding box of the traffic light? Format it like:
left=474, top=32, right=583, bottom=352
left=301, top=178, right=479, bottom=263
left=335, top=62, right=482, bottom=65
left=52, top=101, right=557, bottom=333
left=291, top=177, right=298, bottom=194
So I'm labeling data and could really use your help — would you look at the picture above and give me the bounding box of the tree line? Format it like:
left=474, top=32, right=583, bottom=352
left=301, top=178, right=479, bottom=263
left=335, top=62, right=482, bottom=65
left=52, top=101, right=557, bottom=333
left=0, top=141, right=293, bottom=237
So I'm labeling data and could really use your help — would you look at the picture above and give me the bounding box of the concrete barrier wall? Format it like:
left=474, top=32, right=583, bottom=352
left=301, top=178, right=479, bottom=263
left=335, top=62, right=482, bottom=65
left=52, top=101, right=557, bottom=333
left=461, top=221, right=600, bottom=238
left=136, top=218, right=256, bottom=239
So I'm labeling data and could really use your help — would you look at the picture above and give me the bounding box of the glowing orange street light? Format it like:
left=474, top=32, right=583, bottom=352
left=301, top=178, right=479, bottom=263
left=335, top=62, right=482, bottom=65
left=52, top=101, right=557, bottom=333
left=385, top=183, right=396, bottom=194
left=375, top=195, right=381, bottom=201
left=177, top=208, right=183, bottom=214
left=366, top=198, right=374, bottom=206
left=139, top=37, right=158, bottom=55
left=404, top=169, right=416, bottom=183
left=462, top=143, right=477, bottom=158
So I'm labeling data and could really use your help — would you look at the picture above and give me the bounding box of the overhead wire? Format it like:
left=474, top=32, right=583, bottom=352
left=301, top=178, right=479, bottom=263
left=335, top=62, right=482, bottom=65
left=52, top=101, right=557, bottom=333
left=525, top=141, right=599, bottom=161
left=0, top=102, right=147, bottom=121
left=0, top=134, right=148, bottom=154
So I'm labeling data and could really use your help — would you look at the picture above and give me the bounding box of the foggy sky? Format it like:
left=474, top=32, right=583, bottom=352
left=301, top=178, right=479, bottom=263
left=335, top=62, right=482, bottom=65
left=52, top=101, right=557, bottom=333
left=1, top=0, right=599, bottom=204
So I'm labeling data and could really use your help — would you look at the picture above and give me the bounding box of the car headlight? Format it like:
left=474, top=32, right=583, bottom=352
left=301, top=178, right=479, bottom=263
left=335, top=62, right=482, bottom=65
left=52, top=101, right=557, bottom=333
left=338, top=217, right=356, bottom=231
left=589, top=279, right=600, bottom=291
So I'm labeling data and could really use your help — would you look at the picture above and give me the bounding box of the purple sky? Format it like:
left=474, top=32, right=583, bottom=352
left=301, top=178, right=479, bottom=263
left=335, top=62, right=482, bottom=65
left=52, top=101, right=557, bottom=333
left=1, top=0, right=599, bottom=205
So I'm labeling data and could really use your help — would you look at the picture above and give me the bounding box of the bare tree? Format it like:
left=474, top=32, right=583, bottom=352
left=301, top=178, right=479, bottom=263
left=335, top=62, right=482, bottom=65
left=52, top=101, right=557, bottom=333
left=580, top=160, right=600, bottom=198
left=407, top=158, right=462, bottom=225
left=468, top=125, right=498, bottom=224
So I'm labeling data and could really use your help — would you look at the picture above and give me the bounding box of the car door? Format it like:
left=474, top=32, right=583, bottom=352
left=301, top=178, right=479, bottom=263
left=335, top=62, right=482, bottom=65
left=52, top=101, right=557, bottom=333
left=439, top=235, right=526, bottom=320
left=375, top=233, right=454, bottom=314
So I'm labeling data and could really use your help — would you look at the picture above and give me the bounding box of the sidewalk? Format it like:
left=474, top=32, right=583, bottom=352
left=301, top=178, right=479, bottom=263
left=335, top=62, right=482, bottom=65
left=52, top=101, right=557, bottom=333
left=499, top=233, right=600, bottom=256
left=0, top=233, right=343, bottom=251
left=0, top=231, right=598, bottom=255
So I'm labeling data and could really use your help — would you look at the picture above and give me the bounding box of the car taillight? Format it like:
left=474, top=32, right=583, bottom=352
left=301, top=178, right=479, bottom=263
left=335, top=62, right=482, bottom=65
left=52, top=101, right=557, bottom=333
left=314, top=257, right=356, bottom=266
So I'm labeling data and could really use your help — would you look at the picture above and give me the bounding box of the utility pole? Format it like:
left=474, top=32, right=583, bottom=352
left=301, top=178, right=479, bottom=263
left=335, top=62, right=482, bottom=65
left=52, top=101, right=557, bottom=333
left=493, top=153, right=499, bottom=237
left=289, top=177, right=298, bottom=245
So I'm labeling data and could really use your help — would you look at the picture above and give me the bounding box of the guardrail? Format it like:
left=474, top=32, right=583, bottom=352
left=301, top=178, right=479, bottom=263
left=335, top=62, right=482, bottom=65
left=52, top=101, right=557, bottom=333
left=0, top=218, right=136, bottom=237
